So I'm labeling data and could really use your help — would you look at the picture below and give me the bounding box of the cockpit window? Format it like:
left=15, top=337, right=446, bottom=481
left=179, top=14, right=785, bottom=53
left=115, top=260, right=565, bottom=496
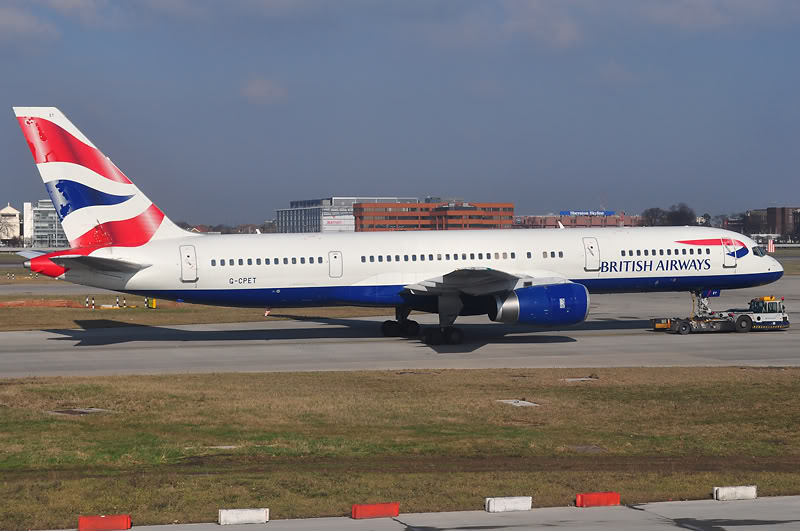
left=752, top=246, right=767, bottom=257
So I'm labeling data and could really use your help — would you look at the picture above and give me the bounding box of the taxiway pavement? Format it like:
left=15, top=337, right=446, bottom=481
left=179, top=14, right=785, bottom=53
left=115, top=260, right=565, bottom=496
left=1, top=277, right=797, bottom=378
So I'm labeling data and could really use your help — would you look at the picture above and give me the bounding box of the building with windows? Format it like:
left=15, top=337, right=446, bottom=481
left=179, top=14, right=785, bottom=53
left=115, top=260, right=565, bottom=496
left=23, top=200, right=69, bottom=248
left=276, top=197, right=418, bottom=233
left=0, top=203, right=21, bottom=243
left=767, top=206, right=800, bottom=236
left=514, top=210, right=640, bottom=229
left=354, top=200, right=514, bottom=231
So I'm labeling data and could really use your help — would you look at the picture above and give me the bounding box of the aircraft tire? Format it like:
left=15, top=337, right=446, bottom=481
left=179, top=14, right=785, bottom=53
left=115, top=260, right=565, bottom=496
left=381, top=320, right=401, bottom=337
left=401, top=320, right=420, bottom=337
left=735, top=315, right=752, bottom=333
left=444, top=327, right=463, bottom=345
left=424, top=328, right=444, bottom=345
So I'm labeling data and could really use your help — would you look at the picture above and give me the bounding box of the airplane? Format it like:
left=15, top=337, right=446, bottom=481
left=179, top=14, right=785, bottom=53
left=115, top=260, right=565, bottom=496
left=13, top=107, right=784, bottom=345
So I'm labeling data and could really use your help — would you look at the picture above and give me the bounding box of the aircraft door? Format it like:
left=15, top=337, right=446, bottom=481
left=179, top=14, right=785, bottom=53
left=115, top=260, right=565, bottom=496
left=582, top=237, right=600, bottom=271
left=722, top=238, right=737, bottom=269
left=328, top=251, right=343, bottom=278
left=179, top=245, right=198, bottom=283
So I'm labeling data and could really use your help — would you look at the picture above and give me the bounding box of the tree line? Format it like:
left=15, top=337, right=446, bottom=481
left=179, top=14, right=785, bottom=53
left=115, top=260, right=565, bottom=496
left=639, top=203, right=708, bottom=227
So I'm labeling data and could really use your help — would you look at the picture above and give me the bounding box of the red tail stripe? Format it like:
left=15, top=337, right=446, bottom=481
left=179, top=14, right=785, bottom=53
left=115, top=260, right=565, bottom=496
left=16, top=116, right=132, bottom=184
left=71, top=204, right=165, bottom=248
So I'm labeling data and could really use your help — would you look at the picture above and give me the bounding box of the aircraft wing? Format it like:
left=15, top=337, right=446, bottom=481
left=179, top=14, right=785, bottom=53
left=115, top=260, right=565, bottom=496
left=404, top=267, right=570, bottom=297
left=48, top=255, right=151, bottom=273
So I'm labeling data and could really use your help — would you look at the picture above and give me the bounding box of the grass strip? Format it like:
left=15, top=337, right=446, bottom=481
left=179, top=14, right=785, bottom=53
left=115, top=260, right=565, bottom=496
left=0, top=367, right=798, bottom=529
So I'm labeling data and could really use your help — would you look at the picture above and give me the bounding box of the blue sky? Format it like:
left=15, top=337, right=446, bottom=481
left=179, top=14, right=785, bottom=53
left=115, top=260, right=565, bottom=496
left=1, top=0, right=799, bottom=224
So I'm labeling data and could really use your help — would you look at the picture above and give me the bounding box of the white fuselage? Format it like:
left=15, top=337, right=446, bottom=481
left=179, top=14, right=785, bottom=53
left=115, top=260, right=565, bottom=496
left=63, top=226, right=783, bottom=309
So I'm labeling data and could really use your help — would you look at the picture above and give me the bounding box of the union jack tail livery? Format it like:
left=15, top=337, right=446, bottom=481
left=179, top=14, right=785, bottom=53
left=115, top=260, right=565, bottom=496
left=13, top=107, right=185, bottom=248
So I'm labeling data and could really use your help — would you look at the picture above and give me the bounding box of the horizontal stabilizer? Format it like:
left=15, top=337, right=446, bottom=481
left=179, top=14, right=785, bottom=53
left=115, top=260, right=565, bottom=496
left=49, top=255, right=150, bottom=273
left=17, top=250, right=47, bottom=259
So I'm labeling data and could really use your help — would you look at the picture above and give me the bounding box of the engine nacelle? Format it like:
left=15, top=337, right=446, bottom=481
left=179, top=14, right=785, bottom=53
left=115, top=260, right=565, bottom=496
left=490, top=283, right=589, bottom=326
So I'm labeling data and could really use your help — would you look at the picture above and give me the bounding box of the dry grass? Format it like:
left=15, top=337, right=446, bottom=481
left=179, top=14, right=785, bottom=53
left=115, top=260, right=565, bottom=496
left=1, top=368, right=799, bottom=529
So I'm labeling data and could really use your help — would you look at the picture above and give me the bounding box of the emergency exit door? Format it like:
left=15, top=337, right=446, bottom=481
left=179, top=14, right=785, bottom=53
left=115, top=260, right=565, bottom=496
left=583, top=237, right=600, bottom=271
left=179, top=245, right=198, bottom=282
left=328, top=251, right=342, bottom=278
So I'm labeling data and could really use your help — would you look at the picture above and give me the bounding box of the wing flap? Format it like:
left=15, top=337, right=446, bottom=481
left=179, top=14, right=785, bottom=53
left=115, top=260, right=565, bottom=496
left=404, top=267, right=570, bottom=297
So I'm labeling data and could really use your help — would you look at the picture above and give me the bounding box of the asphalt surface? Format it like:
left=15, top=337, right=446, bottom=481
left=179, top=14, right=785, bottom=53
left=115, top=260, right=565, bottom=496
left=56, top=496, right=800, bottom=531
left=1, top=276, right=797, bottom=378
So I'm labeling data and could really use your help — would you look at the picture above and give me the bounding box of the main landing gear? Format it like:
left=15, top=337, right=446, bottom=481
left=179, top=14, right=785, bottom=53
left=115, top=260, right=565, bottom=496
left=380, top=296, right=466, bottom=345
left=381, top=307, right=421, bottom=338
left=423, top=326, right=463, bottom=345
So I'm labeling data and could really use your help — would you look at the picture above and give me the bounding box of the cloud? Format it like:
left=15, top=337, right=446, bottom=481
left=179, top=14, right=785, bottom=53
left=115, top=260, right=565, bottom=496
left=241, top=78, right=288, bottom=104
left=0, top=5, right=58, bottom=42
left=501, top=0, right=582, bottom=48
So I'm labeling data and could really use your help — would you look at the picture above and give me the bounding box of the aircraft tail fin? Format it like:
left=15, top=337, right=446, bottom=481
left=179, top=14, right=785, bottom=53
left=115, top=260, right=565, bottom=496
left=13, top=107, right=188, bottom=248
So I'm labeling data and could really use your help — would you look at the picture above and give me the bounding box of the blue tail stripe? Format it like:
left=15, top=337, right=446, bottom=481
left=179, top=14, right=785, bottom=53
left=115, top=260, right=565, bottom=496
left=44, top=180, right=134, bottom=220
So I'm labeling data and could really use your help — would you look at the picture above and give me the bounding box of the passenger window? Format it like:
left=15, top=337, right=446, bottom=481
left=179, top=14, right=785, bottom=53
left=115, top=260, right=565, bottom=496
left=247, top=258, right=253, bottom=265
left=471, top=253, right=475, bottom=259
left=486, top=253, right=492, bottom=260
left=292, top=257, right=297, bottom=264
left=682, top=249, right=687, bottom=255
left=361, top=256, right=366, bottom=263
left=550, top=251, right=556, bottom=258
left=445, top=254, right=450, bottom=260
left=238, top=259, right=244, bottom=265
left=274, top=257, right=279, bottom=264
left=221, top=259, right=226, bottom=266
left=211, top=259, right=216, bottom=266
left=462, top=253, right=467, bottom=260
left=478, top=253, right=483, bottom=259
left=309, top=257, right=314, bottom=264
left=404, top=255, right=409, bottom=261
left=437, top=254, right=442, bottom=260
left=558, top=251, right=563, bottom=258
left=706, top=248, right=710, bottom=254
left=621, top=250, right=626, bottom=256
left=502, top=252, right=508, bottom=259
left=266, top=258, right=271, bottom=265
left=495, top=252, right=500, bottom=259
left=412, top=255, right=417, bottom=261
left=370, top=256, right=375, bottom=262
left=429, top=254, right=434, bottom=261
left=510, top=252, right=515, bottom=259
left=644, top=250, right=648, bottom=256
left=378, top=256, right=383, bottom=262
left=636, top=250, right=641, bottom=257
left=387, top=255, right=392, bottom=262
left=666, top=249, right=671, bottom=256
left=420, top=254, right=425, bottom=261
left=659, top=250, right=664, bottom=256
left=256, top=258, right=261, bottom=265
left=689, top=249, right=694, bottom=255
left=300, top=257, right=305, bottom=264
left=453, top=254, right=458, bottom=261
left=628, top=250, right=633, bottom=256
left=542, top=252, right=547, bottom=258
left=395, top=255, right=400, bottom=262
left=318, top=257, right=322, bottom=263
left=283, top=258, right=288, bottom=264
left=674, top=249, right=679, bottom=255
left=526, top=252, right=531, bottom=259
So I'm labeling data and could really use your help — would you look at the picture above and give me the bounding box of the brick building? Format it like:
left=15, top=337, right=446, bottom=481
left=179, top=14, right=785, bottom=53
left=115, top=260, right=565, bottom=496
left=514, top=211, right=640, bottom=229
left=354, top=200, right=514, bottom=231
